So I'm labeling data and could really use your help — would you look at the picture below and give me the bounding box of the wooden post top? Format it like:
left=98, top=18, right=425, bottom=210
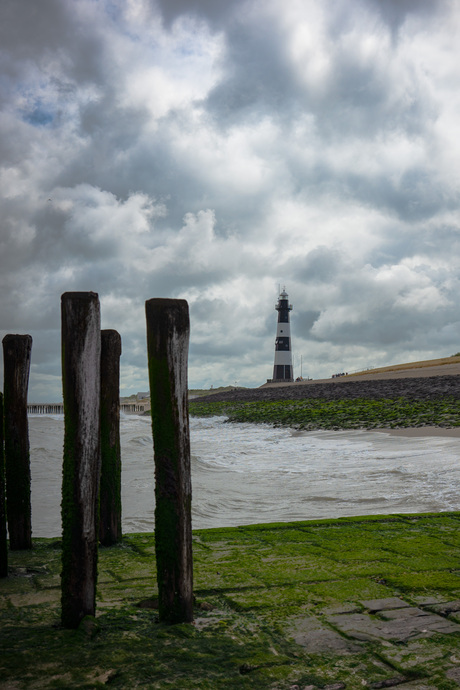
left=61, top=291, right=99, bottom=301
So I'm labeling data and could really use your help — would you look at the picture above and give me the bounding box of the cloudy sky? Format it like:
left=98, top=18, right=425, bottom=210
left=1, top=0, right=460, bottom=401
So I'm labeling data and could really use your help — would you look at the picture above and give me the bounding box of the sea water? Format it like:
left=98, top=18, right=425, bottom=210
left=27, top=414, right=460, bottom=538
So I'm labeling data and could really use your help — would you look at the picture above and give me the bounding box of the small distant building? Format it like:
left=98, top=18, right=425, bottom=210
left=271, top=287, right=293, bottom=382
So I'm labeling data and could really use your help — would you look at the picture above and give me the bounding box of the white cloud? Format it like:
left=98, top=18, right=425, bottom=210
left=1, top=0, right=460, bottom=398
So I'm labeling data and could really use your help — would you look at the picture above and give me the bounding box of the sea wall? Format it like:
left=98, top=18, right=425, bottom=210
left=197, top=374, right=460, bottom=404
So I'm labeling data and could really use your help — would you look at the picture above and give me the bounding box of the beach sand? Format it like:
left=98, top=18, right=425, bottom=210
left=379, top=425, right=460, bottom=438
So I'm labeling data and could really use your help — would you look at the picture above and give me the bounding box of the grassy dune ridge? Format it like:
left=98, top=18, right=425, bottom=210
left=350, top=355, right=460, bottom=376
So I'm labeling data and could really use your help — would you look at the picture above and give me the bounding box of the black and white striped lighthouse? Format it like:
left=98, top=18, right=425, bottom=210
left=272, top=287, right=293, bottom=382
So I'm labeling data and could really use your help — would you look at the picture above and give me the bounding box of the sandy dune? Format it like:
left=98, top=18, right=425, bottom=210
left=264, top=361, right=460, bottom=387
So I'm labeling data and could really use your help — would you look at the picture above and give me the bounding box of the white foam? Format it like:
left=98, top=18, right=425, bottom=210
left=26, top=414, right=460, bottom=537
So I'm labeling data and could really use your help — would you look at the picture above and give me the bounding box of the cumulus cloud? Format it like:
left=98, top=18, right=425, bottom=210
left=1, top=0, right=460, bottom=399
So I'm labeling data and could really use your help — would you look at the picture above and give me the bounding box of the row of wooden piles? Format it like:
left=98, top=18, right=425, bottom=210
left=0, top=293, right=193, bottom=627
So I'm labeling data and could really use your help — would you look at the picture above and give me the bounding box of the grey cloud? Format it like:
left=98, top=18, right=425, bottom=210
left=369, top=0, right=448, bottom=32
left=154, top=0, right=446, bottom=48
left=0, top=0, right=107, bottom=84
left=311, top=303, right=455, bottom=348
left=1, top=0, right=460, bottom=396
left=204, top=19, right=296, bottom=126
left=153, top=0, right=241, bottom=28
left=190, top=340, right=248, bottom=359
left=292, top=247, right=343, bottom=284
left=339, top=169, right=452, bottom=223
left=202, top=0, right=445, bottom=192
left=290, top=310, right=322, bottom=339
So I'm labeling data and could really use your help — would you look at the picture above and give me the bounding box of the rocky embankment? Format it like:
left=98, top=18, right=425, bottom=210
left=197, top=374, right=460, bottom=404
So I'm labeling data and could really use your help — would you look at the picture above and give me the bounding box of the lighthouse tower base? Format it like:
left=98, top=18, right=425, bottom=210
left=271, top=287, right=294, bottom=383
left=272, top=366, right=293, bottom=382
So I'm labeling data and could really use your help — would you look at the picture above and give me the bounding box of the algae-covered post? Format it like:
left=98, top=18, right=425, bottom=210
left=146, top=298, right=193, bottom=623
left=2, top=334, right=33, bottom=551
left=99, top=329, right=122, bottom=546
left=0, top=392, right=7, bottom=576
left=61, top=292, right=101, bottom=628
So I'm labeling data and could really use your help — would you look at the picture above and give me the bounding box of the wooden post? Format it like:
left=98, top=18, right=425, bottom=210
left=61, top=292, right=101, bottom=628
left=0, top=392, right=7, bottom=576
left=2, top=334, right=33, bottom=550
left=145, top=298, right=193, bottom=623
left=99, top=329, right=122, bottom=546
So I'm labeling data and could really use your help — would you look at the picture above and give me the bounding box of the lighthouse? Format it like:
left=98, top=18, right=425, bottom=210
left=272, top=287, right=293, bottom=382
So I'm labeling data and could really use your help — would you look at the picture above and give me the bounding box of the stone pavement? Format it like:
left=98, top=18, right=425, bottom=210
left=289, top=595, right=460, bottom=689
left=328, top=597, right=460, bottom=643
left=1, top=512, right=460, bottom=688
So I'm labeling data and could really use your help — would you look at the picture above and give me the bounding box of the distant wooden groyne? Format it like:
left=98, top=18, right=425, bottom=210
left=28, top=402, right=147, bottom=415
left=119, top=402, right=147, bottom=413
left=28, top=403, right=64, bottom=415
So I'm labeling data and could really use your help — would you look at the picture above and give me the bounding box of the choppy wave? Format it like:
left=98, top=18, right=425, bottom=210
left=25, top=413, right=460, bottom=537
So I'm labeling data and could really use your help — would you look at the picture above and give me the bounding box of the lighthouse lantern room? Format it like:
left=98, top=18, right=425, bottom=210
left=272, top=287, right=293, bottom=382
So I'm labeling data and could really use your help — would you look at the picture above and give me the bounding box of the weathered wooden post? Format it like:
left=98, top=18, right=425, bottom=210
left=145, top=298, right=193, bottom=623
left=2, top=334, right=33, bottom=550
left=0, top=392, right=7, bottom=576
left=99, top=329, right=122, bottom=546
left=61, top=292, right=101, bottom=628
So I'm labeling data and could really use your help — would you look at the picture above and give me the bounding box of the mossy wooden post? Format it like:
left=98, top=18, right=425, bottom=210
left=61, top=292, right=101, bottom=628
left=2, top=334, right=33, bottom=550
left=145, top=298, right=193, bottom=623
left=99, top=329, right=122, bottom=546
left=0, top=393, right=7, bottom=576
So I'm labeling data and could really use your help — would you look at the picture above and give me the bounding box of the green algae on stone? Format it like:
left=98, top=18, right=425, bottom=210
left=146, top=298, right=193, bottom=624
left=0, top=391, right=7, bottom=578
left=190, top=396, right=460, bottom=430
left=2, top=514, right=460, bottom=689
left=384, top=570, right=460, bottom=592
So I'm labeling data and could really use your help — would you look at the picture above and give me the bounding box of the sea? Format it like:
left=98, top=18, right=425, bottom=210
left=27, top=414, right=460, bottom=538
